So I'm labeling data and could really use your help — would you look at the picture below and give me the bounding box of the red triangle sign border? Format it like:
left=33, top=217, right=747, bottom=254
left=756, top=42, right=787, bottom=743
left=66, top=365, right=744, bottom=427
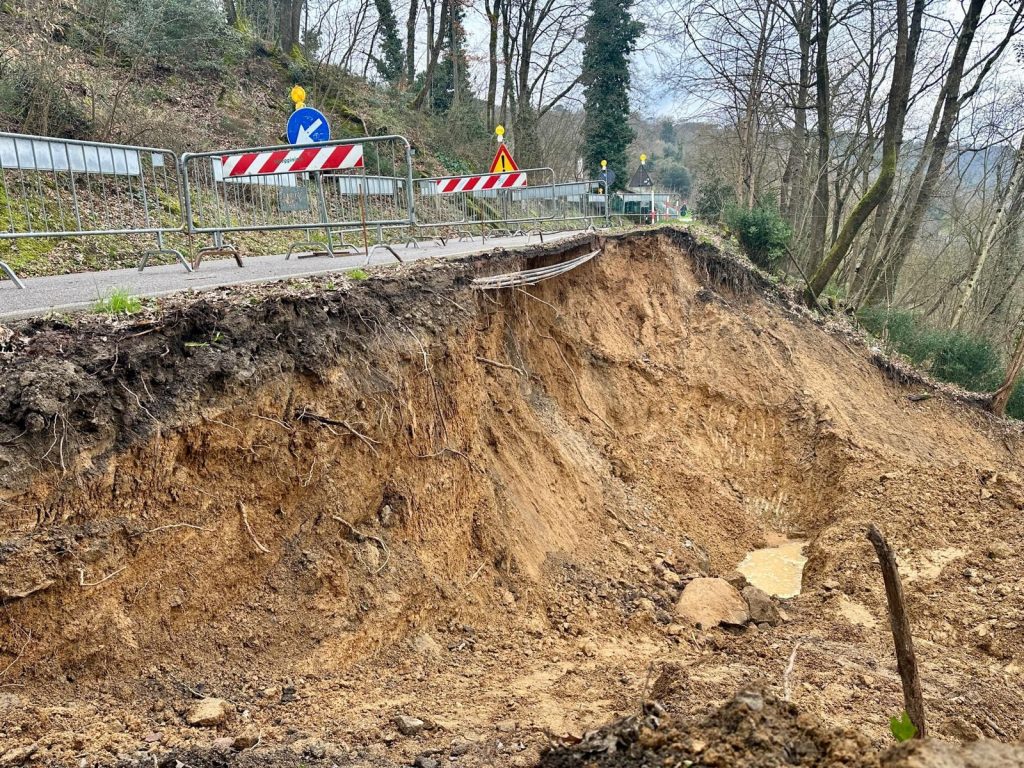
left=489, top=144, right=519, bottom=174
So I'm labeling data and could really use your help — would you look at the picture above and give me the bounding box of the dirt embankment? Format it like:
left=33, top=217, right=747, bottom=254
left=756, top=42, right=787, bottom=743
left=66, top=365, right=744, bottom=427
left=0, top=229, right=1022, bottom=767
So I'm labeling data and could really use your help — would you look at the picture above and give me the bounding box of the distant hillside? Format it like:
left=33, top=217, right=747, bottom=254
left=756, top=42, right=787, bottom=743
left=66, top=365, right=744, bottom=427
left=0, top=0, right=491, bottom=176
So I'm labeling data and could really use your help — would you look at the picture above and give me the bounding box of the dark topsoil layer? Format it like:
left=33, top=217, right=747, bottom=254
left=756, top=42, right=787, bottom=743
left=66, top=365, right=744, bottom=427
left=0, top=228, right=779, bottom=498
left=538, top=689, right=1024, bottom=768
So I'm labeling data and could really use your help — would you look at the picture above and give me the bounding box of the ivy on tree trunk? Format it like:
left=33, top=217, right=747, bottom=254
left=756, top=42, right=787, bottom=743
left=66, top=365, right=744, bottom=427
left=581, top=0, right=643, bottom=190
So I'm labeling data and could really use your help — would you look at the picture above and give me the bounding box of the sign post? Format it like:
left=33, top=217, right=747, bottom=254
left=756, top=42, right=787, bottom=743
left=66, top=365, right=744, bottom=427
left=284, top=86, right=336, bottom=257
left=599, top=159, right=613, bottom=224
left=644, top=154, right=653, bottom=224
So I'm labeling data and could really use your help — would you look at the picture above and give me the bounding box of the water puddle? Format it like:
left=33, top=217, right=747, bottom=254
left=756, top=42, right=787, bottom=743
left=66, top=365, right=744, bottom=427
left=736, top=539, right=808, bottom=598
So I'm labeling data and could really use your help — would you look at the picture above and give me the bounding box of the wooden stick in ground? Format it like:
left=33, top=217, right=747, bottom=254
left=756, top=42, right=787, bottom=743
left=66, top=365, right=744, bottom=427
left=867, top=524, right=926, bottom=738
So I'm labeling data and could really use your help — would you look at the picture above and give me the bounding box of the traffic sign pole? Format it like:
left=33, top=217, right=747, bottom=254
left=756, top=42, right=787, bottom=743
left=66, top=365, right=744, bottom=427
left=641, top=153, right=653, bottom=224
left=601, top=159, right=609, bottom=225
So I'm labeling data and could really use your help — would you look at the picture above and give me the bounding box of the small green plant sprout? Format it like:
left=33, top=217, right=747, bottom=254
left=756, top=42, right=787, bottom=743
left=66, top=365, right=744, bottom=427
left=889, top=710, right=918, bottom=742
left=93, top=288, right=141, bottom=316
left=346, top=268, right=370, bottom=280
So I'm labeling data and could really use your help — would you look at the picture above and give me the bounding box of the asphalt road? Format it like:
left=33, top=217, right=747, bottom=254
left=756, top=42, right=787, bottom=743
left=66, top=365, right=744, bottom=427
left=0, top=231, right=583, bottom=321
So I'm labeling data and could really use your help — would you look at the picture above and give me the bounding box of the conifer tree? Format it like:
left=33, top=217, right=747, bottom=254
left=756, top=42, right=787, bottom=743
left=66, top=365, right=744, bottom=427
left=373, top=0, right=404, bottom=84
left=581, top=0, right=643, bottom=189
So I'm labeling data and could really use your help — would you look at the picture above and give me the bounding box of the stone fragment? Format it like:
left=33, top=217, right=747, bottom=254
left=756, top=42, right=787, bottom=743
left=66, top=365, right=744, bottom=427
left=742, top=585, right=781, bottom=626
left=394, top=715, right=426, bottom=736
left=674, top=578, right=749, bottom=628
left=185, top=698, right=231, bottom=727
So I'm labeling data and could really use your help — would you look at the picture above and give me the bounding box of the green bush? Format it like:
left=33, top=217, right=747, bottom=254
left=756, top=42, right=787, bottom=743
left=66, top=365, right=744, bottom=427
left=74, top=0, right=243, bottom=74
left=857, top=307, right=1005, bottom=393
left=928, top=333, right=1003, bottom=391
left=724, top=204, right=791, bottom=272
left=692, top=176, right=734, bottom=222
left=659, top=162, right=692, bottom=197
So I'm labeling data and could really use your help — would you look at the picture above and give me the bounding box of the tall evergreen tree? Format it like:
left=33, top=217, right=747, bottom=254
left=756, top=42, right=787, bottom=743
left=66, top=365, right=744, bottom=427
left=373, top=0, right=404, bottom=85
left=581, top=0, right=643, bottom=189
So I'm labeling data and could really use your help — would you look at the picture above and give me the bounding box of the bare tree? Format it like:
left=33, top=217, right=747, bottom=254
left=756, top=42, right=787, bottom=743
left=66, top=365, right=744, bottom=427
left=804, top=0, right=926, bottom=304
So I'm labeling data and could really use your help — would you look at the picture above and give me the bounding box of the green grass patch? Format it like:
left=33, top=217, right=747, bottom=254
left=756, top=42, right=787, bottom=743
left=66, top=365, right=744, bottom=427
left=93, top=288, right=142, bottom=316
left=346, top=268, right=370, bottom=280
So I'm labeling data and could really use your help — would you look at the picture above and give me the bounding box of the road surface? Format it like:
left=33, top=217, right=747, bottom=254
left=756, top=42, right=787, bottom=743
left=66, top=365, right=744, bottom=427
left=0, top=232, right=585, bottom=321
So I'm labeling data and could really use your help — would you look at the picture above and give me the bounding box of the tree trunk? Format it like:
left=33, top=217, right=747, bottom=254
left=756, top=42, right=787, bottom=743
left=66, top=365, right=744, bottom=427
left=405, top=0, right=418, bottom=84
left=886, top=0, right=986, bottom=274
left=411, top=0, right=450, bottom=111
left=951, top=134, right=1024, bottom=328
left=804, top=0, right=925, bottom=305
left=485, top=0, right=501, bottom=127
left=279, top=0, right=303, bottom=54
left=991, top=320, right=1024, bottom=416
left=780, top=0, right=812, bottom=228
left=737, top=4, right=775, bottom=208
left=807, top=0, right=831, bottom=273
left=853, top=190, right=894, bottom=305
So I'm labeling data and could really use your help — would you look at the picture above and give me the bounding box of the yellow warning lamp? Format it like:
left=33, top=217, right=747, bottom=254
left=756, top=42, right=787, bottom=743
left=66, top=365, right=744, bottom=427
left=495, top=125, right=506, bottom=143
left=601, top=160, right=607, bottom=169
left=640, top=153, right=647, bottom=164
left=290, top=85, right=306, bottom=111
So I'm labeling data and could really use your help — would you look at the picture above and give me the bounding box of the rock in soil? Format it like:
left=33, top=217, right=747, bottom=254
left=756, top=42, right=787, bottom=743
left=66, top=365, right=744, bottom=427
left=395, top=715, right=426, bottom=736
left=185, top=698, right=231, bottom=727
left=674, top=578, right=749, bottom=628
left=723, top=570, right=748, bottom=590
left=742, top=585, right=781, bottom=626
left=232, top=730, right=259, bottom=750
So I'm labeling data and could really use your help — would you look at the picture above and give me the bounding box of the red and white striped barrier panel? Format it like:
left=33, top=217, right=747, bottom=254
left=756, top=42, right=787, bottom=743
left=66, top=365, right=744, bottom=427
left=220, top=143, right=364, bottom=178
left=436, top=172, right=527, bottom=194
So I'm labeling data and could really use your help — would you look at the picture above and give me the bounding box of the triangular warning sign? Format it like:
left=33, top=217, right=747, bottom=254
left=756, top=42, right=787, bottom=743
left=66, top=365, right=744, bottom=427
left=629, top=164, right=653, bottom=188
left=489, top=143, right=519, bottom=174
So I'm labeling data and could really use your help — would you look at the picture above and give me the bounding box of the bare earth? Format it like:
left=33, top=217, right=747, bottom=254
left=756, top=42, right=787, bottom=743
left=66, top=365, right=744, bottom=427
left=0, top=229, right=1021, bottom=766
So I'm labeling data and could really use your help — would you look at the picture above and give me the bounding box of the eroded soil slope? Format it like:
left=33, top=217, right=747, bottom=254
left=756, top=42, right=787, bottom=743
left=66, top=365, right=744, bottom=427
left=0, top=230, right=1021, bottom=767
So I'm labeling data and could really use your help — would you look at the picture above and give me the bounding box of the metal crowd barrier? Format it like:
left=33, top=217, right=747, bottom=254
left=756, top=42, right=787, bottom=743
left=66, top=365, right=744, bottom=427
left=180, top=135, right=414, bottom=260
left=0, top=125, right=679, bottom=292
left=612, top=192, right=675, bottom=224
left=0, top=132, right=189, bottom=287
left=554, top=180, right=609, bottom=226
left=413, top=167, right=558, bottom=236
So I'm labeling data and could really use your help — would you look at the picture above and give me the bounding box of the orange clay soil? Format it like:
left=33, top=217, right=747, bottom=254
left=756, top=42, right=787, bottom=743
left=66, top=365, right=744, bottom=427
left=0, top=229, right=1021, bottom=767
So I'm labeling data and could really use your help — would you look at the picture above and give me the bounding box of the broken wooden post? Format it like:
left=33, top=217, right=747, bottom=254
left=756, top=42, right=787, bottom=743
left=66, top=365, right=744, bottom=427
left=867, top=524, right=926, bottom=738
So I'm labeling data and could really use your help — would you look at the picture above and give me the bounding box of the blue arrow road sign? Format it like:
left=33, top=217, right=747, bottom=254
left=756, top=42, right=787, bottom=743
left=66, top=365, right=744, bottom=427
left=287, top=107, right=331, bottom=145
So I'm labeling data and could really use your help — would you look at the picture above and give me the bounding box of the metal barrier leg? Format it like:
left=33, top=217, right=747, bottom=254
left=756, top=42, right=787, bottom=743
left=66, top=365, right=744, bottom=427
left=139, top=248, right=192, bottom=273
left=139, top=233, right=193, bottom=273
left=364, top=244, right=405, bottom=267
left=193, top=231, right=243, bottom=269
left=0, top=260, right=25, bottom=289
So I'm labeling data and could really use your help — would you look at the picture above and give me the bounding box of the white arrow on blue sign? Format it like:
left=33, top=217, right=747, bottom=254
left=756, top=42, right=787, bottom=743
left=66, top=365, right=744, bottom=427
left=287, top=107, right=331, bottom=145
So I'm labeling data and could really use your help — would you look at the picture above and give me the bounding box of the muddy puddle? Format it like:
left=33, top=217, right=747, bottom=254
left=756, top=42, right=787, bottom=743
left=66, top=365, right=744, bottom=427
left=737, top=539, right=808, bottom=598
